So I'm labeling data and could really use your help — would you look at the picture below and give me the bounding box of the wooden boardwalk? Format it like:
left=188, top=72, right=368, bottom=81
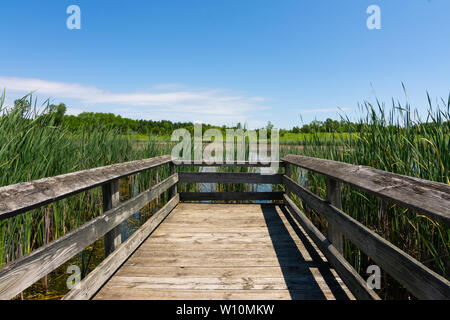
left=2, top=156, right=448, bottom=300
left=94, top=203, right=354, bottom=300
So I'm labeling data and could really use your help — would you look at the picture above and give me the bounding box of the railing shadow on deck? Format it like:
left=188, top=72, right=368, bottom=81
left=279, top=205, right=350, bottom=300
left=260, top=204, right=350, bottom=300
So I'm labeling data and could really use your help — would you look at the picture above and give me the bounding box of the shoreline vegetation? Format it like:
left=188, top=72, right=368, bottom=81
left=0, top=91, right=449, bottom=300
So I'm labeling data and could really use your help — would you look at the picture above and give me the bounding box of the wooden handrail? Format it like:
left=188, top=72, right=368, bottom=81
left=174, top=160, right=281, bottom=167
left=178, top=172, right=282, bottom=184
left=180, top=192, right=284, bottom=201
left=283, top=175, right=450, bottom=300
left=0, top=173, right=178, bottom=300
left=0, top=155, right=172, bottom=220
left=282, top=154, right=450, bottom=225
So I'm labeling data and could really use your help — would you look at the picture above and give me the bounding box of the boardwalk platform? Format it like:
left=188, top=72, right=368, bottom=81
left=94, top=203, right=354, bottom=300
left=2, top=156, right=448, bottom=300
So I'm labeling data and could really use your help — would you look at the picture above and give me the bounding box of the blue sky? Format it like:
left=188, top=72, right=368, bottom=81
left=0, top=0, right=449, bottom=129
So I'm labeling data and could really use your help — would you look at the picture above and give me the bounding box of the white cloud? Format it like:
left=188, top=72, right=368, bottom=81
left=0, top=75, right=268, bottom=125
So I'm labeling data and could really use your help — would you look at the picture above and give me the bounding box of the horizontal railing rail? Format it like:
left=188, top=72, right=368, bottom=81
left=0, top=155, right=172, bottom=220
left=180, top=192, right=284, bottom=201
left=176, top=160, right=284, bottom=203
left=0, top=155, right=177, bottom=300
left=174, top=160, right=281, bottom=167
left=282, top=154, right=450, bottom=225
left=282, top=154, right=450, bottom=300
left=178, top=172, right=283, bottom=184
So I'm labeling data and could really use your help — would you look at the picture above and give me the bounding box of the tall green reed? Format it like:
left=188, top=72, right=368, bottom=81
left=281, top=96, right=449, bottom=299
left=0, top=93, right=172, bottom=268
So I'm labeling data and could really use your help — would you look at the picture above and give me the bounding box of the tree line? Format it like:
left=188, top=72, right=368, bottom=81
left=47, top=103, right=359, bottom=135
left=9, top=99, right=448, bottom=136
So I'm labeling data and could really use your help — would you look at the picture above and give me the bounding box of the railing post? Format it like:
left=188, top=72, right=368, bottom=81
left=284, top=162, right=291, bottom=179
left=169, top=162, right=177, bottom=199
left=103, top=179, right=121, bottom=256
left=326, top=177, right=344, bottom=254
left=283, top=161, right=291, bottom=198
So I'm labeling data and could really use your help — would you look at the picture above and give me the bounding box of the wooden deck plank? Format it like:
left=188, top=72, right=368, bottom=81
left=94, top=203, right=353, bottom=300
left=111, top=266, right=333, bottom=278
left=94, top=289, right=329, bottom=300
left=102, top=276, right=341, bottom=290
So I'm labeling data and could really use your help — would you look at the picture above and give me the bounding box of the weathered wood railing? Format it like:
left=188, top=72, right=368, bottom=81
left=0, top=155, right=178, bottom=300
left=282, top=155, right=450, bottom=300
left=177, top=160, right=283, bottom=202
left=0, top=155, right=449, bottom=300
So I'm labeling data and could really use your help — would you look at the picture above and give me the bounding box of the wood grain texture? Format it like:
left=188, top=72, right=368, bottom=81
left=103, top=179, right=121, bottom=256
left=325, top=177, right=344, bottom=254
left=178, top=172, right=282, bottom=184
left=282, top=154, right=450, bottom=225
left=94, top=289, right=332, bottom=300
left=0, top=174, right=178, bottom=300
left=168, top=162, right=177, bottom=199
left=174, top=161, right=281, bottom=168
left=63, top=194, right=180, bottom=300
left=0, top=155, right=171, bottom=220
left=283, top=175, right=450, bottom=300
left=180, top=192, right=284, bottom=201
left=283, top=161, right=292, bottom=180
left=94, top=203, right=354, bottom=300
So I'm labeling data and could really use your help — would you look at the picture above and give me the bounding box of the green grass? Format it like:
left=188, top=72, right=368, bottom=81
left=124, top=133, right=173, bottom=141
left=1, top=91, right=448, bottom=300
left=279, top=132, right=359, bottom=145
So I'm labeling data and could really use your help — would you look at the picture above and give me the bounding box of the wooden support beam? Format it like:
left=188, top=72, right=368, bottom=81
left=168, top=162, right=177, bottom=199
left=103, top=179, right=121, bottom=256
left=284, top=161, right=292, bottom=179
left=326, top=177, right=344, bottom=255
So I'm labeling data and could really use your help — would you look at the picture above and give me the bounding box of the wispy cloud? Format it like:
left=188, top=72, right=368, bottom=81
left=299, top=107, right=350, bottom=114
left=0, top=75, right=268, bottom=125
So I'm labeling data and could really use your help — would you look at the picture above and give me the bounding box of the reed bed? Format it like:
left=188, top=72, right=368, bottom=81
left=0, top=94, right=173, bottom=298
left=282, top=98, right=450, bottom=299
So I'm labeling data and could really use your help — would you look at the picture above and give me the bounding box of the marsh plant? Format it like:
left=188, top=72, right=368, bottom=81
left=0, top=92, right=173, bottom=298
left=283, top=95, right=449, bottom=299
